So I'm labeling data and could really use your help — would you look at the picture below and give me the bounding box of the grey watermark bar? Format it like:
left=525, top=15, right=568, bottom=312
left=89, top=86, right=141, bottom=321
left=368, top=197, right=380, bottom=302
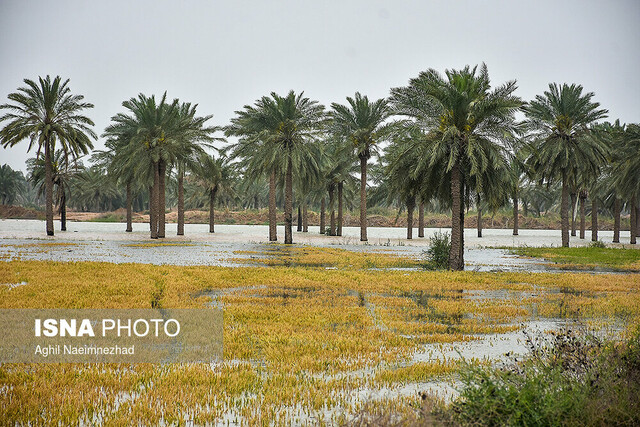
left=0, top=309, right=222, bottom=363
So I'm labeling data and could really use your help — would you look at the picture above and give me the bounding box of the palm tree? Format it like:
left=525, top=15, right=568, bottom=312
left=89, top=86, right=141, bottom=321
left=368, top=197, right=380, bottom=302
left=226, top=109, right=286, bottom=242
left=0, top=76, right=96, bottom=235
left=72, top=166, right=120, bottom=212
left=227, top=91, right=327, bottom=244
left=0, top=164, right=26, bottom=205
left=93, top=128, right=141, bottom=232
left=191, top=153, right=235, bottom=232
left=331, top=93, right=392, bottom=242
left=171, top=102, right=222, bottom=236
left=613, top=123, right=640, bottom=244
left=523, top=83, right=608, bottom=247
left=104, top=93, right=179, bottom=238
left=391, top=64, right=522, bottom=270
left=26, top=150, right=83, bottom=231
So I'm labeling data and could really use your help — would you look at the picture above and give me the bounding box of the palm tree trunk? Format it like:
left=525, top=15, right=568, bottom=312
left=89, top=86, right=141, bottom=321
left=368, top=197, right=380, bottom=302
left=513, top=194, right=519, bottom=236
left=269, top=170, right=277, bottom=241
left=60, top=192, right=67, bottom=231
left=44, top=141, right=54, bottom=236
left=570, top=192, right=577, bottom=237
left=459, top=178, right=465, bottom=265
left=631, top=196, right=637, bottom=245
left=579, top=194, right=586, bottom=239
left=126, top=181, right=133, bottom=232
left=406, top=195, right=415, bottom=239
left=613, top=197, right=620, bottom=243
left=319, top=197, right=326, bottom=234
left=209, top=188, right=216, bottom=233
left=449, top=159, right=463, bottom=270
left=149, top=186, right=155, bottom=237
left=297, top=205, right=302, bottom=232
left=477, top=194, right=482, bottom=238
left=591, top=198, right=598, bottom=241
left=303, top=203, right=308, bottom=232
left=561, top=173, right=570, bottom=247
left=158, top=159, right=166, bottom=238
left=328, top=185, right=336, bottom=236
left=359, top=156, right=368, bottom=242
left=177, top=166, right=184, bottom=236
left=636, top=206, right=640, bottom=238
left=337, top=181, right=343, bottom=236
left=418, top=200, right=424, bottom=238
left=284, top=157, right=293, bottom=244
left=151, top=163, right=159, bottom=239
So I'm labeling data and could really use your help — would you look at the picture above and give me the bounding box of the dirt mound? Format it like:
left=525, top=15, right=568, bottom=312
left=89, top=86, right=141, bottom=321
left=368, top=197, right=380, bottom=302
left=0, top=205, right=44, bottom=220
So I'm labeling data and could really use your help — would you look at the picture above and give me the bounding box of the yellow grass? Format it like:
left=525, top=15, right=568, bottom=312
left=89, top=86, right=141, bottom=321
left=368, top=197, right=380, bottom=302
left=1, top=258, right=639, bottom=424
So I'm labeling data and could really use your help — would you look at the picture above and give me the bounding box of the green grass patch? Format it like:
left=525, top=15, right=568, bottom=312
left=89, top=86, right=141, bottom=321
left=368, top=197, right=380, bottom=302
left=511, top=246, right=640, bottom=271
left=86, top=213, right=124, bottom=222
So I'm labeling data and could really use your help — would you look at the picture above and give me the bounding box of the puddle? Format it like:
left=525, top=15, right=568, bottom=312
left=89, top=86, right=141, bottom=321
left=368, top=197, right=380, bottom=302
left=1, top=281, right=27, bottom=290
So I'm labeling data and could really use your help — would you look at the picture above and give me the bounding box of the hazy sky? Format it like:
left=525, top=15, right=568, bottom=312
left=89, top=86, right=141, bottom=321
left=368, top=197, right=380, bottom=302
left=1, top=0, right=639, bottom=172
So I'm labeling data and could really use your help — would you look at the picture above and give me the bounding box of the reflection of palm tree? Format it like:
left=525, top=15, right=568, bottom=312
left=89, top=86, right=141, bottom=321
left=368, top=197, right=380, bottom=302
left=0, top=76, right=96, bottom=235
left=331, top=93, right=391, bottom=242
left=392, top=64, right=521, bottom=269
left=524, top=83, right=608, bottom=247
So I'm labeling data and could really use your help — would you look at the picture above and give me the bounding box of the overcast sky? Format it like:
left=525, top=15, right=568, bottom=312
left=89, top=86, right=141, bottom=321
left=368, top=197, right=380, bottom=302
left=1, top=0, right=639, bottom=172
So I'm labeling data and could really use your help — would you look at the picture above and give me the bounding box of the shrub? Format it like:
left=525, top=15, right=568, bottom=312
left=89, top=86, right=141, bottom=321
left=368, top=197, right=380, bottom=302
left=422, top=231, right=450, bottom=270
left=590, top=240, right=607, bottom=248
left=446, top=327, right=640, bottom=426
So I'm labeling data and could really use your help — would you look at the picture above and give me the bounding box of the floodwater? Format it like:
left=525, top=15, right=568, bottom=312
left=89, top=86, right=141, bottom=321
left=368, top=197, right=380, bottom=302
left=1, top=219, right=632, bottom=422
left=1, top=219, right=633, bottom=272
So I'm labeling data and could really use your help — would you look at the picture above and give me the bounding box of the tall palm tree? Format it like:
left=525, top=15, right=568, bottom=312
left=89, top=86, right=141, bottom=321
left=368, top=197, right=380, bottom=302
left=227, top=91, right=327, bottom=244
left=226, top=107, right=287, bottom=242
left=331, top=93, right=392, bottom=242
left=104, top=93, right=179, bottom=238
left=0, top=76, right=96, bottom=235
left=391, top=64, right=522, bottom=270
left=523, top=83, right=608, bottom=247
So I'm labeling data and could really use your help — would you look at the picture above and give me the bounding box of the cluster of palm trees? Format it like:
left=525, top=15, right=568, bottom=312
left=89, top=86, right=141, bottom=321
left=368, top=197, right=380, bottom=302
left=1, top=68, right=639, bottom=270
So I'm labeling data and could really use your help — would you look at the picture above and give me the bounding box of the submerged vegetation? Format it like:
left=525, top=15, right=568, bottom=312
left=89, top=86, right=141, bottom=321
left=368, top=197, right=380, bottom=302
left=1, top=257, right=639, bottom=424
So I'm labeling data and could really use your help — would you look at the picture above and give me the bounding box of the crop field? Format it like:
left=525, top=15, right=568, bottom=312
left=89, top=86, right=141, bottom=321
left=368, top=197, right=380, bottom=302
left=1, top=246, right=639, bottom=425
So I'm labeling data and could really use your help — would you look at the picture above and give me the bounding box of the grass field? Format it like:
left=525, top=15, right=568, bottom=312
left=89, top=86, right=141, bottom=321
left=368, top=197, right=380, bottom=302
left=1, top=247, right=639, bottom=424
left=511, top=246, right=640, bottom=271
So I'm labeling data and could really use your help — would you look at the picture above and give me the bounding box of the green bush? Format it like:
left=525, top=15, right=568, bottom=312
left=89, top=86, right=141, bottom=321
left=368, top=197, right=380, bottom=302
left=422, top=231, right=450, bottom=270
left=446, top=327, right=640, bottom=426
left=590, top=240, right=607, bottom=248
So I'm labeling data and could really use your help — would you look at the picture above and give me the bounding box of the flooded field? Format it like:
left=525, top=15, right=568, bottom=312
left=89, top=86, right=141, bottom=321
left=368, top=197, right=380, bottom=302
left=1, top=219, right=629, bottom=272
left=1, top=219, right=638, bottom=424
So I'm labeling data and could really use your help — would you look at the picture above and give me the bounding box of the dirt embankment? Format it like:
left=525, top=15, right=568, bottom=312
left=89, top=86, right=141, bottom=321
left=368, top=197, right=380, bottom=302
left=1, top=205, right=628, bottom=231
left=0, top=205, right=45, bottom=220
